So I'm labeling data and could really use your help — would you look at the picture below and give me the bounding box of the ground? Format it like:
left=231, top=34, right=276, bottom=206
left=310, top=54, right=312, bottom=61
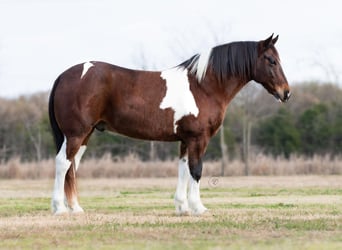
left=0, top=176, right=341, bottom=249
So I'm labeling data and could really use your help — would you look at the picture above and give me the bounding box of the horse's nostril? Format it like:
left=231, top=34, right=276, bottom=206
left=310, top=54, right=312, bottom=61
left=284, top=90, right=291, bottom=101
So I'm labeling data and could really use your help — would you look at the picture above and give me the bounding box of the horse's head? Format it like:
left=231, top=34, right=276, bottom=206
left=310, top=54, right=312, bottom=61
left=253, top=34, right=291, bottom=103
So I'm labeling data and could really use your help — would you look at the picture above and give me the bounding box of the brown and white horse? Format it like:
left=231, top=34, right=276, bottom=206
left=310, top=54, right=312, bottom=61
left=49, top=34, right=290, bottom=215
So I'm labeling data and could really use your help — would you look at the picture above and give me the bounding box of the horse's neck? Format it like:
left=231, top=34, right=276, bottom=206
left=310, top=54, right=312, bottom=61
left=202, top=73, right=249, bottom=108
left=223, top=77, right=249, bottom=104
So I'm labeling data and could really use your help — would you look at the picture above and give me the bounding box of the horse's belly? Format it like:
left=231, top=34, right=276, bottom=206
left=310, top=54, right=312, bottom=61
left=105, top=111, right=178, bottom=142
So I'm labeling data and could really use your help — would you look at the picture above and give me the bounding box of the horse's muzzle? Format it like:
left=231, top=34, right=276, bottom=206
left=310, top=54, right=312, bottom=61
left=275, top=89, right=291, bottom=103
left=283, top=90, right=291, bottom=102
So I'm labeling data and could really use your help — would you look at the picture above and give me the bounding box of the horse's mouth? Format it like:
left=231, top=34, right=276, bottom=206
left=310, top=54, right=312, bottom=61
left=274, top=91, right=291, bottom=103
left=274, top=93, right=282, bottom=103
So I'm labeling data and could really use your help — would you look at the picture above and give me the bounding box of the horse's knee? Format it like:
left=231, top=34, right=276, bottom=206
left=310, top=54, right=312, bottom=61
left=189, top=158, right=203, bottom=182
left=186, top=137, right=207, bottom=182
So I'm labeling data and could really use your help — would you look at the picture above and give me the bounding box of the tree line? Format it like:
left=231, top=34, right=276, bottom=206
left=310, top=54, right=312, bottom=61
left=0, top=82, right=341, bottom=163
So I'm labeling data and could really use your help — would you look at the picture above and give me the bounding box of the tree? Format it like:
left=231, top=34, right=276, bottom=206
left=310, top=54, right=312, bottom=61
left=331, top=104, right=342, bottom=154
left=255, top=108, right=300, bottom=158
left=297, top=104, right=332, bottom=156
left=232, top=83, right=264, bottom=175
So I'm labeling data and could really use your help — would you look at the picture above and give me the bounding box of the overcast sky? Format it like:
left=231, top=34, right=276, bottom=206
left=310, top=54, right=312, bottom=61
left=0, top=0, right=341, bottom=97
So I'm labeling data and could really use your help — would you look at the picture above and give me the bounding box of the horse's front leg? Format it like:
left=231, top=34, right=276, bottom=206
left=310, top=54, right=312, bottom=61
left=188, top=158, right=207, bottom=215
left=174, top=156, right=191, bottom=215
left=174, top=142, right=190, bottom=215
left=187, top=139, right=208, bottom=215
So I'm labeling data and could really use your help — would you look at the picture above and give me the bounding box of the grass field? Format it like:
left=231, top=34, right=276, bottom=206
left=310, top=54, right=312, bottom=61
left=0, top=176, right=341, bottom=249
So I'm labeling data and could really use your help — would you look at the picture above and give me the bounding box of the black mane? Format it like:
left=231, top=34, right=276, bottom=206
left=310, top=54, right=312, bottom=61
left=179, top=41, right=258, bottom=83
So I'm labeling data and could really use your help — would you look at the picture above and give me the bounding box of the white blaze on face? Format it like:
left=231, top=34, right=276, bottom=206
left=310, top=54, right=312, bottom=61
left=160, top=68, right=199, bottom=133
left=80, top=62, right=94, bottom=79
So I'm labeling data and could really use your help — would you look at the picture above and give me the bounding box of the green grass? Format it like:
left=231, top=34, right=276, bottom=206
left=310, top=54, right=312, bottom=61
left=0, top=197, right=50, bottom=216
left=0, top=177, right=341, bottom=249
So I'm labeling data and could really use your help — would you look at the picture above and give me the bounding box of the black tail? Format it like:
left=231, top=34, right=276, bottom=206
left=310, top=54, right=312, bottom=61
left=49, top=76, right=64, bottom=153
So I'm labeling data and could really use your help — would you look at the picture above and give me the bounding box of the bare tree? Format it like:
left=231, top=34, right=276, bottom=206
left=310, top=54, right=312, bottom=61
left=18, top=94, right=46, bottom=163
left=311, top=50, right=341, bottom=84
left=234, top=83, right=262, bottom=175
left=0, top=93, right=48, bottom=164
left=219, top=124, right=229, bottom=176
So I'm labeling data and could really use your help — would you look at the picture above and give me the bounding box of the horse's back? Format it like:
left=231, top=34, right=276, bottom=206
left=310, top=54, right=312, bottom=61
left=51, top=61, right=177, bottom=141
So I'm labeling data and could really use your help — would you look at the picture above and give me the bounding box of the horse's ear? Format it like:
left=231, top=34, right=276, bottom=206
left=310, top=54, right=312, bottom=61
left=263, top=33, right=274, bottom=48
left=258, top=34, right=274, bottom=55
left=272, top=35, right=279, bottom=45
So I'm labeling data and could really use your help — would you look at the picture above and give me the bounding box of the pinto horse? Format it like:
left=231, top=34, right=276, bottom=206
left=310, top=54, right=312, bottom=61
left=49, top=34, right=290, bottom=215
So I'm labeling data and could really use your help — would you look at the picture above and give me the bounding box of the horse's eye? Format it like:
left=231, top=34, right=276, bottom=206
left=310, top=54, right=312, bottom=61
left=264, top=55, right=276, bottom=65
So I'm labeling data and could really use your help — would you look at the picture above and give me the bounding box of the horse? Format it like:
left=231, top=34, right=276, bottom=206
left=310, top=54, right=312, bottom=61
left=49, top=34, right=290, bottom=215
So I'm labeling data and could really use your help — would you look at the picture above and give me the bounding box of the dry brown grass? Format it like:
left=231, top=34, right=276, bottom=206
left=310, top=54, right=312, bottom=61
left=1, top=176, right=341, bottom=249
left=0, top=153, right=341, bottom=179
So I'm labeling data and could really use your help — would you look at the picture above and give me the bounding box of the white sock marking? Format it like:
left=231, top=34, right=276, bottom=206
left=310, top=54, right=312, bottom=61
left=174, top=156, right=190, bottom=214
left=188, top=177, right=207, bottom=215
left=160, top=68, right=199, bottom=133
left=52, top=137, right=71, bottom=214
left=80, top=62, right=94, bottom=79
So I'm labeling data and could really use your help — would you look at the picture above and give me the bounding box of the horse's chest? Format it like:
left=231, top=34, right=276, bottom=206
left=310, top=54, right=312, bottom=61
left=159, top=68, right=199, bottom=133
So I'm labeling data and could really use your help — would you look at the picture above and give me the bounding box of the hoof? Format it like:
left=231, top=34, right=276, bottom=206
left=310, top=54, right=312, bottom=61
left=52, top=200, right=69, bottom=215
left=53, top=207, right=69, bottom=215
left=175, top=198, right=190, bottom=216
left=189, top=202, right=208, bottom=216
left=71, top=205, right=84, bottom=214
left=175, top=208, right=191, bottom=216
left=192, top=206, right=208, bottom=216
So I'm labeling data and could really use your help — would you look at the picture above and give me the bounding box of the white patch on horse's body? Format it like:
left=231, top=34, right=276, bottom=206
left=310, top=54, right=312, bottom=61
left=160, top=68, right=199, bottom=133
left=174, top=156, right=191, bottom=215
left=80, top=62, right=94, bottom=79
left=52, top=137, right=71, bottom=214
left=191, top=48, right=212, bottom=82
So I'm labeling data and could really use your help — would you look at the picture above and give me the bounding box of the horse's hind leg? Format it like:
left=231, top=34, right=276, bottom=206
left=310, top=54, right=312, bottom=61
left=52, top=134, right=88, bottom=215
left=65, top=144, right=87, bottom=213
left=63, top=135, right=90, bottom=214
left=52, top=137, right=71, bottom=214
